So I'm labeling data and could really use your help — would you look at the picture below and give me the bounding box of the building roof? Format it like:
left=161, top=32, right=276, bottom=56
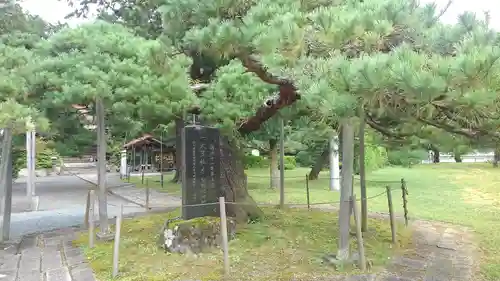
left=123, top=134, right=175, bottom=149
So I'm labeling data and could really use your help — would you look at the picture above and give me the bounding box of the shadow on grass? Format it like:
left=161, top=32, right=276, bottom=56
left=74, top=207, right=411, bottom=281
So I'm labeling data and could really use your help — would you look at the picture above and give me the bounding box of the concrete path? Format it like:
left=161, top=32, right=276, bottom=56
left=5, top=174, right=151, bottom=239
left=0, top=227, right=95, bottom=281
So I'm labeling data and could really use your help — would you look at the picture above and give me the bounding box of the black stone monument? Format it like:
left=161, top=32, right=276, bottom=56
left=181, top=125, right=222, bottom=220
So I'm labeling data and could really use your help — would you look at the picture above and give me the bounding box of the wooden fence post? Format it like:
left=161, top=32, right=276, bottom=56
left=351, top=195, right=366, bottom=271
left=84, top=190, right=90, bottom=228
left=219, top=197, right=230, bottom=275
left=401, top=178, right=409, bottom=227
left=305, top=174, right=310, bottom=210
left=385, top=186, right=397, bottom=244
left=112, top=204, right=123, bottom=277
left=88, top=190, right=95, bottom=248
left=145, top=186, right=150, bottom=211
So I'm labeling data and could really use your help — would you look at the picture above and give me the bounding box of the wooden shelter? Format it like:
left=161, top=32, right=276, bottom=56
left=123, top=134, right=176, bottom=172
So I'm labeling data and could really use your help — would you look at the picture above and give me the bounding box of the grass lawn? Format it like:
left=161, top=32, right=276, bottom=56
left=128, top=163, right=500, bottom=280
left=74, top=207, right=411, bottom=281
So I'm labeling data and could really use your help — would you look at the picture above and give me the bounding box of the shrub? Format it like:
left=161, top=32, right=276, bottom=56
left=295, top=150, right=315, bottom=167
left=284, top=156, right=296, bottom=170
left=387, top=149, right=427, bottom=167
left=36, top=149, right=58, bottom=169
left=278, top=156, right=296, bottom=170
left=364, top=145, right=388, bottom=171
left=243, top=155, right=269, bottom=169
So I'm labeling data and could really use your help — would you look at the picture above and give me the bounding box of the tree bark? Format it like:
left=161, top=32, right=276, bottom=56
left=308, top=146, right=328, bottom=180
left=337, top=118, right=355, bottom=261
left=494, top=148, right=500, bottom=167
left=430, top=145, right=440, bottom=163
left=171, top=117, right=184, bottom=183
left=454, top=153, right=462, bottom=163
left=96, top=98, right=109, bottom=234
left=269, top=139, right=279, bottom=189
left=220, top=137, right=263, bottom=222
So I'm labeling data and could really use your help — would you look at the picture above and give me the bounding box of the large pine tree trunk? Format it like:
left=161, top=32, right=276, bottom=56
left=171, top=117, right=184, bottom=183
left=308, top=146, right=328, bottom=180
left=269, top=139, right=279, bottom=189
left=220, top=138, right=263, bottom=222
left=454, top=153, right=462, bottom=163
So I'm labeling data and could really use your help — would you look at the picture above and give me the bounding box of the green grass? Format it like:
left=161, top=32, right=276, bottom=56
left=74, top=207, right=411, bottom=281
left=129, top=164, right=500, bottom=280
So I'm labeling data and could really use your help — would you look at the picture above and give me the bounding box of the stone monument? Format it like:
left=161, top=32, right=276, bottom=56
left=181, top=125, right=222, bottom=220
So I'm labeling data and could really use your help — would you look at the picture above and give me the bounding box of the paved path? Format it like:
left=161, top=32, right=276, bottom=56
left=0, top=227, right=95, bottom=281
left=6, top=174, right=167, bottom=239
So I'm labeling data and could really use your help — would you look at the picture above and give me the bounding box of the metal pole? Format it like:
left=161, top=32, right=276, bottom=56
left=31, top=130, right=36, bottom=197
left=359, top=108, right=367, bottom=232
left=26, top=130, right=32, bottom=198
left=279, top=115, right=285, bottom=208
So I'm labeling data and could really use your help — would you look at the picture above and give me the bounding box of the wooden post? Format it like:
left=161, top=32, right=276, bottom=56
left=351, top=195, right=366, bottom=271
left=279, top=116, right=285, bottom=208
left=145, top=186, right=150, bottom=211
left=305, top=174, right=310, bottom=210
left=386, top=186, right=397, bottom=244
left=401, top=178, right=409, bottom=227
left=140, top=148, right=144, bottom=184
left=112, top=204, right=123, bottom=278
left=160, top=130, right=164, bottom=188
left=219, top=197, right=230, bottom=275
left=84, top=190, right=91, bottom=228
left=88, top=190, right=95, bottom=248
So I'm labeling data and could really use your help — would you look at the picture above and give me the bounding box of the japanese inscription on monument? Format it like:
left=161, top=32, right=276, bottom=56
left=181, top=125, right=222, bottom=220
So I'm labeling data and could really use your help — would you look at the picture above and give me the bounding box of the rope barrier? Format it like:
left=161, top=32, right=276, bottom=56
left=105, top=186, right=396, bottom=209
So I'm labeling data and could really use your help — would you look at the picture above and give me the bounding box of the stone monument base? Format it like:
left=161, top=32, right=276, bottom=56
left=158, top=216, right=236, bottom=254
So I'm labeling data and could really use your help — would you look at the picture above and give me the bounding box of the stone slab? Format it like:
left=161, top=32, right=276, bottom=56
left=44, top=238, right=62, bottom=248
left=18, top=236, right=38, bottom=251
left=70, top=263, right=96, bottom=281
left=0, top=270, right=17, bottom=281
left=20, top=247, right=41, bottom=257
left=45, top=267, right=71, bottom=281
left=16, top=269, right=41, bottom=281
left=41, top=252, right=62, bottom=271
left=18, top=256, right=40, bottom=272
left=0, top=255, right=20, bottom=271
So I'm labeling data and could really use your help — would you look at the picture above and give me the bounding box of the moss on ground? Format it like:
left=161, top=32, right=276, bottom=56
left=73, top=207, right=411, bottom=281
